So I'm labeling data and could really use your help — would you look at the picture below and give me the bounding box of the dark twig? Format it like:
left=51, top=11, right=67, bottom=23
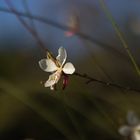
left=5, top=0, right=47, bottom=52
left=0, top=6, right=128, bottom=61
left=74, top=72, right=140, bottom=93
left=3, top=2, right=140, bottom=93
left=22, top=0, right=40, bottom=43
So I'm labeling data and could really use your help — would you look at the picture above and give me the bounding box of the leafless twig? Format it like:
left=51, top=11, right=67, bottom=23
left=0, top=6, right=128, bottom=60
left=74, top=72, right=140, bottom=93
left=3, top=1, right=140, bottom=93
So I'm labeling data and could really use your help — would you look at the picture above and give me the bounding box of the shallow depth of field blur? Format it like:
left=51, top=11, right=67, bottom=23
left=0, top=0, right=140, bottom=140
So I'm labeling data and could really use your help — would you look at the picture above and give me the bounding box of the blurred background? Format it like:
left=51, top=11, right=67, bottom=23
left=0, top=0, right=140, bottom=140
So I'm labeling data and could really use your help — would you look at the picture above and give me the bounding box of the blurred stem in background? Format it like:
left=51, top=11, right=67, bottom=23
left=99, top=0, right=140, bottom=77
left=81, top=39, right=133, bottom=127
left=0, top=78, right=122, bottom=139
left=0, top=5, right=129, bottom=61
left=0, top=1, right=139, bottom=139
left=59, top=93, right=86, bottom=140
left=21, top=1, right=86, bottom=139
left=3, top=1, right=140, bottom=93
left=1, top=0, right=140, bottom=95
left=0, top=79, right=77, bottom=140
left=3, top=1, right=139, bottom=132
left=5, top=0, right=48, bottom=53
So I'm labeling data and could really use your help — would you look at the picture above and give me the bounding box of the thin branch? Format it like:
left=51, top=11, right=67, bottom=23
left=3, top=2, right=140, bottom=93
left=22, top=0, right=40, bottom=43
left=74, top=72, right=140, bottom=93
left=5, top=0, right=47, bottom=52
left=0, top=6, right=129, bottom=61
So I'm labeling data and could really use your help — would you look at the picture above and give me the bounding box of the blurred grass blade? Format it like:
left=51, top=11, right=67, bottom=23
left=0, top=79, right=76, bottom=140
left=99, top=0, right=140, bottom=76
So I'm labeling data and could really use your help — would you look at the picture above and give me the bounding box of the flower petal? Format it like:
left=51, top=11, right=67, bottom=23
left=44, top=71, right=61, bottom=88
left=131, top=133, right=140, bottom=140
left=132, top=125, right=140, bottom=140
left=119, top=125, right=131, bottom=136
left=39, top=59, right=57, bottom=72
left=44, top=75, right=56, bottom=88
left=127, top=111, right=139, bottom=126
left=135, top=125, right=140, bottom=131
left=56, top=47, right=67, bottom=65
left=63, top=62, right=75, bottom=74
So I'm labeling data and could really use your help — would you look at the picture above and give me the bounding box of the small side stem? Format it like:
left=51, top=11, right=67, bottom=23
left=74, top=72, right=140, bottom=93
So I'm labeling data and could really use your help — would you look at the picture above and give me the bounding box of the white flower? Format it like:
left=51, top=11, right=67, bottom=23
left=119, top=111, right=140, bottom=140
left=39, top=47, right=75, bottom=90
